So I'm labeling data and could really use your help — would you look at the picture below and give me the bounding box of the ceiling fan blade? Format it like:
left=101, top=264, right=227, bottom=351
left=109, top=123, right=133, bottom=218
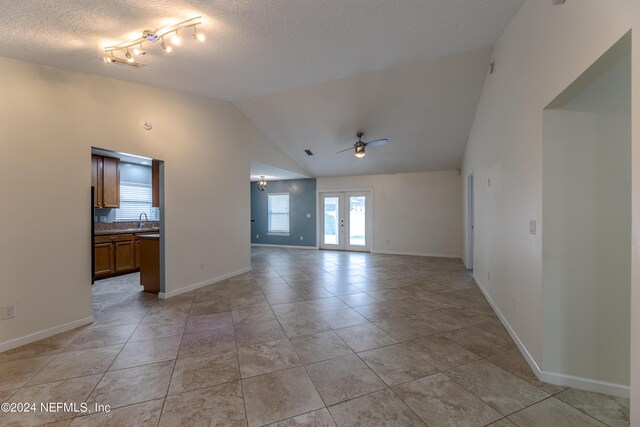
left=336, top=146, right=354, bottom=154
left=364, top=138, right=389, bottom=148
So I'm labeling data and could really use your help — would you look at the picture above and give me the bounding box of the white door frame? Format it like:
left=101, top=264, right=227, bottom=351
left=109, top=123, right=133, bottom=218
left=466, top=173, right=474, bottom=270
left=319, top=193, right=345, bottom=250
left=318, top=189, right=373, bottom=252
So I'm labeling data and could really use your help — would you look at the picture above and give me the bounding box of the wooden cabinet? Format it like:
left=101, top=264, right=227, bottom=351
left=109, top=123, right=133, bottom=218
left=140, top=235, right=160, bottom=294
left=135, top=239, right=141, bottom=269
left=94, top=242, right=114, bottom=278
left=92, top=154, right=120, bottom=208
left=94, top=233, right=135, bottom=279
left=152, top=159, right=160, bottom=208
left=115, top=240, right=135, bottom=273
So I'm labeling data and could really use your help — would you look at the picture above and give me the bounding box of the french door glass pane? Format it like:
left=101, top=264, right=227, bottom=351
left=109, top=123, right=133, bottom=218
left=349, top=196, right=366, bottom=246
left=324, top=197, right=339, bottom=245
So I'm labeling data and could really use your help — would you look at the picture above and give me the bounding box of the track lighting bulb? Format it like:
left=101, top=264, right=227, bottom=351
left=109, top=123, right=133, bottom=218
left=125, top=50, right=135, bottom=63
left=170, top=32, right=181, bottom=45
left=133, top=44, right=144, bottom=55
left=161, top=38, right=173, bottom=53
left=192, top=26, right=205, bottom=41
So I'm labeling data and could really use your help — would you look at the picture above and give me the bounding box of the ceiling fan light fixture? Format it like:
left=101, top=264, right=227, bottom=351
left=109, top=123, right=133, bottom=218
left=354, top=142, right=366, bottom=158
left=257, top=176, right=268, bottom=191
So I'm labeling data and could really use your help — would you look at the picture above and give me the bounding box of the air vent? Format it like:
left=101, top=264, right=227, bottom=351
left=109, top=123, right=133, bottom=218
left=304, top=149, right=314, bottom=156
left=553, top=0, right=566, bottom=5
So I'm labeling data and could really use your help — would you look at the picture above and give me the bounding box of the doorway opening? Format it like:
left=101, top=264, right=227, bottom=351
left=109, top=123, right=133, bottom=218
left=319, top=191, right=372, bottom=252
left=466, top=173, right=474, bottom=270
left=90, top=147, right=165, bottom=317
left=541, top=32, right=631, bottom=395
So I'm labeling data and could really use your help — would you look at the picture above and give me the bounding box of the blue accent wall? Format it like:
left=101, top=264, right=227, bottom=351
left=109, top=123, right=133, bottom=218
left=251, top=179, right=316, bottom=247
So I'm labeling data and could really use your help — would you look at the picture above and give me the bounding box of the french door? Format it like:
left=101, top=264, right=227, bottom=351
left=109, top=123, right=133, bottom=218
left=320, top=191, right=371, bottom=251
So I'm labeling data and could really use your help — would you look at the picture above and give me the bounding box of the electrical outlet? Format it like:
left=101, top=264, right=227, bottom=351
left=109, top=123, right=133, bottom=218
left=529, top=220, right=537, bottom=235
left=306, top=213, right=311, bottom=218
left=2, top=304, right=16, bottom=320
left=300, top=236, right=303, bottom=240
left=256, top=235, right=259, bottom=239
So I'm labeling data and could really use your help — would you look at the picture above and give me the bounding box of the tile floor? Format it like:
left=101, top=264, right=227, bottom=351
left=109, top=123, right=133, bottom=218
left=0, top=248, right=630, bottom=426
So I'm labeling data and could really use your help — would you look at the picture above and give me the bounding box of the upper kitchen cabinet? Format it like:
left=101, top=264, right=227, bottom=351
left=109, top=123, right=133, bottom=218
left=152, top=159, right=160, bottom=208
left=92, top=154, right=120, bottom=208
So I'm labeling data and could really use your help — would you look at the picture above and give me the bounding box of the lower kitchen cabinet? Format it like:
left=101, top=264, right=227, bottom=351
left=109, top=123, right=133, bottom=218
left=94, top=243, right=114, bottom=278
left=115, top=240, right=135, bottom=273
left=94, top=233, right=136, bottom=279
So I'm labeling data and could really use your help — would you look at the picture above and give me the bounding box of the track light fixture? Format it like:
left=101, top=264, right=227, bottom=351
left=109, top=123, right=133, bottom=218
left=161, top=37, right=172, bottom=53
left=103, top=17, right=203, bottom=67
left=192, top=25, right=205, bottom=42
left=125, top=49, right=134, bottom=63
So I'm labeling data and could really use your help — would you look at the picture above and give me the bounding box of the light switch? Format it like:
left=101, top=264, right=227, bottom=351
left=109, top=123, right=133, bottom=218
left=529, top=220, right=536, bottom=235
left=306, top=213, right=311, bottom=218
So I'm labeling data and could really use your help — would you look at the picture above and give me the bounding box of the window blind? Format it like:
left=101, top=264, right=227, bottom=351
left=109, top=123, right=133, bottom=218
left=268, top=193, right=289, bottom=233
left=115, top=182, right=158, bottom=221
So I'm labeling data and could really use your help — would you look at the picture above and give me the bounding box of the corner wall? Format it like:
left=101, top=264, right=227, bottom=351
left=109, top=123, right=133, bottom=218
left=461, top=0, right=639, bottom=408
left=317, top=170, right=462, bottom=257
left=0, top=56, right=267, bottom=349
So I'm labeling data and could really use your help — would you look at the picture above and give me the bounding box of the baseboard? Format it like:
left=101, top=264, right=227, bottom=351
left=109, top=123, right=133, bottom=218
left=158, top=267, right=252, bottom=299
left=539, top=370, right=630, bottom=398
left=473, top=274, right=630, bottom=399
left=0, top=315, right=95, bottom=353
left=251, top=243, right=317, bottom=250
left=372, top=249, right=461, bottom=259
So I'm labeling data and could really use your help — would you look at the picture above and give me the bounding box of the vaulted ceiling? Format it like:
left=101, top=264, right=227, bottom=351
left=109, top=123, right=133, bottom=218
left=237, top=47, right=492, bottom=177
left=0, top=0, right=524, bottom=176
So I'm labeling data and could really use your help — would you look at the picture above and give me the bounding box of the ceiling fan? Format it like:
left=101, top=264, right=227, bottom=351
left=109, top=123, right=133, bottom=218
left=337, top=132, right=389, bottom=158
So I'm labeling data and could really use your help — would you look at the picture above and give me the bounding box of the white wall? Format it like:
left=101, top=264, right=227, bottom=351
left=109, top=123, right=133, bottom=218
left=543, top=109, right=630, bottom=386
left=461, top=0, right=639, bottom=409
left=0, top=56, right=271, bottom=349
left=318, top=170, right=462, bottom=257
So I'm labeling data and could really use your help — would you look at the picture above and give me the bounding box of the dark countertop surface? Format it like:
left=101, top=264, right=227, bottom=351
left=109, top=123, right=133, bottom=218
left=95, top=227, right=160, bottom=236
left=139, top=234, right=160, bottom=239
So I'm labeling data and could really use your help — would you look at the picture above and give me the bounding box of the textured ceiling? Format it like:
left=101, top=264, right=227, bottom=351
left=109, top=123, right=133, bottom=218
left=0, top=0, right=522, bottom=101
left=235, top=47, right=492, bottom=177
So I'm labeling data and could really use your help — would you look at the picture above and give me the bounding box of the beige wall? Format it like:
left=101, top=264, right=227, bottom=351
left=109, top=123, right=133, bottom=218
left=461, top=0, right=639, bottom=408
left=0, top=57, right=266, bottom=349
left=318, top=170, right=462, bottom=257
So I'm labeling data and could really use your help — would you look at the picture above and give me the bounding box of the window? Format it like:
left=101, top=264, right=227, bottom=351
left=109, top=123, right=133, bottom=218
left=115, top=182, right=159, bottom=221
left=268, top=193, right=289, bottom=235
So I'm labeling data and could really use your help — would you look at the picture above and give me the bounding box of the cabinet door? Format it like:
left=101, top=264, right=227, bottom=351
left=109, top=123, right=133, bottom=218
left=135, top=239, right=141, bottom=269
left=152, top=159, right=160, bottom=208
left=91, top=155, right=103, bottom=208
left=94, top=243, right=114, bottom=278
left=115, top=240, right=135, bottom=273
left=102, top=156, right=120, bottom=208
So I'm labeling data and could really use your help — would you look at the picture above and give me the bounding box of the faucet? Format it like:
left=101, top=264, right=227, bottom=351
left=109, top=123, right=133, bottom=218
left=138, top=212, right=148, bottom=229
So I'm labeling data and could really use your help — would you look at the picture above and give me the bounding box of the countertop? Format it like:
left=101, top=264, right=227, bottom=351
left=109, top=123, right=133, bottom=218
left=95, top=227, right=160, bottom=236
